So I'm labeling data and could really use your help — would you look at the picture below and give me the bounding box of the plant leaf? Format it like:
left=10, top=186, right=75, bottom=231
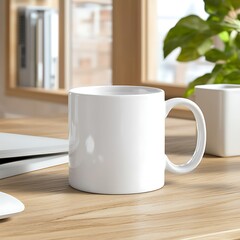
left=213, top=70, right=224, bottom=83
left=205, top=48, right=229, bottom=62
left=163, top=15, right=212, bottom=58
left=218, top=31, right=230, bottom=42
left=207, top=15, right=237, bottom=32
left=212, top=64, right=223, bottom=74
left=204, top=0, right=237, bottom=17
left=223, top=70, right=240, bottom=83
left=177, top=47, right=200, bottom=62
left=184, top=73, right=212, bottom=97
left=229, top=0, right=240, bottom=9
left=197, top=38, right=213, bottom=55
left=235, top=34, right=240, bottom=48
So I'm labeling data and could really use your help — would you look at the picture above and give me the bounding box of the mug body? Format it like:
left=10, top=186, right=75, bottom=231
left=69, top=86, right=166, bottom=194
left=195, top=84, right=240, bottom=157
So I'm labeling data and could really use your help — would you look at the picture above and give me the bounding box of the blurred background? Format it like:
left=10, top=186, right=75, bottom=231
left=0, top=0, right=211, bottom=118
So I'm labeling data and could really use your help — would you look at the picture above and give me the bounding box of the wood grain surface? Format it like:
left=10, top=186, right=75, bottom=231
left=0, top=117, right=240, bottom=240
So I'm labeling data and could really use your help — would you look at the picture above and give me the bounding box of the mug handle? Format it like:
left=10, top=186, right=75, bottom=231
left=165, top=98, right=206, bottom=174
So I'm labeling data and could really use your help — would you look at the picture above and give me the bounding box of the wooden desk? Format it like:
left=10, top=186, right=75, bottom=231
left=0, top=117, right=240, bottom=240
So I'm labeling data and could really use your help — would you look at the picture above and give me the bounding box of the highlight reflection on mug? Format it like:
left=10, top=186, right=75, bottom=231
left=85, top=135, right=104, bottom=164
left=85, top=135, right=95, bottom=154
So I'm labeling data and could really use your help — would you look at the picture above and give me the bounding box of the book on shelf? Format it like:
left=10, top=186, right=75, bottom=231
left=36, top=11, right=44, bottom=88
left=43, top=9, right=59, bottom=89
left=17, top=7, right=59, bottom=90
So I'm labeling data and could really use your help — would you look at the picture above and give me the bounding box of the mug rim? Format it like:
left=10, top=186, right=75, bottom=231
left=69, top=85, right=164, bottom=97
left=195, top=84, right=240, bottom=91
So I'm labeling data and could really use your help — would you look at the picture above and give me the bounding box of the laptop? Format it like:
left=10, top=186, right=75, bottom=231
left=0, top=133, right=69, bottom=179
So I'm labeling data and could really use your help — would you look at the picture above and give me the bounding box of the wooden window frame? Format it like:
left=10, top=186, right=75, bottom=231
left=112, top=0, right=186, bottom=98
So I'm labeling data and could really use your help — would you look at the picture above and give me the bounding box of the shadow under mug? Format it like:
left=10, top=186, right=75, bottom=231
left=68, top=86, right=206, bottom=194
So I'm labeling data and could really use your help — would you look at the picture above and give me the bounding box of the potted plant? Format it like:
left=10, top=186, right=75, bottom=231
left=163, top=0, right=240, bottom=97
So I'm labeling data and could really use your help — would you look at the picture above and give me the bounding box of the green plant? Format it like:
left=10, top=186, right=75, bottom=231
left=163, top=0, right=240, bottom=97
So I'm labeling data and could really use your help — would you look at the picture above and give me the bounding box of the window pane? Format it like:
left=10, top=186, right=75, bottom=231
left=153, top=0, right=213, bottom=85
left=70, top=0, right=112, bottom=89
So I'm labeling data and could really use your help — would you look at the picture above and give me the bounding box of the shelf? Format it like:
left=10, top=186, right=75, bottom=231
left=6, top=0, right=70, bottom=103
left=6, top=87, right=68, bottom=104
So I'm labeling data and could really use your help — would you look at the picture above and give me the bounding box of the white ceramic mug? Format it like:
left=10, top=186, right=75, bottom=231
left=69, top=86, right=206, bottom=194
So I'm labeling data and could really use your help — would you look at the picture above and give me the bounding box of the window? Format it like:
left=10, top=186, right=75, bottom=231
left=7, top=0, right=209, bottom=113
left=112, top=0, right=213, bottom=101
left=156, top=0, right=213, bottom=85
left=71, top=0, right=112, bottom=89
